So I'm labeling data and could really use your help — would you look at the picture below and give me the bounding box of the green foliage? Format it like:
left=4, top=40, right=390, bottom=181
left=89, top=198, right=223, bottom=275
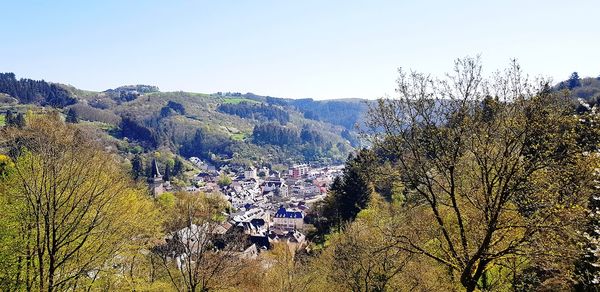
left=264, top=96, right=369, bottom=130
left=120, top=117, right=158, bottom=148
left=556, top=74, right=600, bottom=105
left=0, top=114, right=161, bottom=290
left=230, top=133, right=245, bottom=141
left=0, top=154, right=13, bottom=177
left=160, top=100, right=186, bottom=118
left=361, top=57, right=598, bottom=291
left=217, top=172, right=232, bottom=187
left=318, top=150, right=373, bottom=234
left=69, top=103, right=121, bottom=124
left=130, top=145, right=144, bottom=154
left=179, top=128, right=235, bottom=161
left=221, top=97, right=260, bottom=104
left=164, top=163, right=171, bottom=181
left=173, top=157, right=184, bottom=176
left=131, top=154, right=144, bottom=180
left=252, top=123, right=300, bottom=145
left=2, top=73, right=357, bottom=166
left=65, top=107, right=78, bottom=123
left=218, top=101, right=290, bottom=124
left=0, top=72, right=76, bottom=107
left=156, top=192, right=176, bottom=209
left=575, top=158, right=600, bottom=289
left=4, top=110, right=26, bottom=128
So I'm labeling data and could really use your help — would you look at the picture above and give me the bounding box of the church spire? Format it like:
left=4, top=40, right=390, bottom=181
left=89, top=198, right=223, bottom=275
left=151, top=159, right=162, bottom=179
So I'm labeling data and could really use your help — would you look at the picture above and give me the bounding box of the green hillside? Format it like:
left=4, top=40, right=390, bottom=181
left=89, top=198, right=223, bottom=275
left=0, top=73, right=368, bottom=168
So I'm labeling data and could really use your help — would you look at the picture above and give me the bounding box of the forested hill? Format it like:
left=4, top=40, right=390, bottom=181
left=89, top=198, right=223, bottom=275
left=215, top=92, right=370, bottom=131
left=0, top=73, right=368, bottom=166
left=556, top=72, right=600, bottom=106
left=0, top=73, right=76, bottom=107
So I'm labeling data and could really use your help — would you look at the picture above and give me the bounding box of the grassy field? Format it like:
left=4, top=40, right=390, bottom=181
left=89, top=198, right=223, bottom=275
left=81, top=120, right=117, bottom=131
left=222, top=98, right=260, bottom=105
left=230, top=133, right=246, bottom=141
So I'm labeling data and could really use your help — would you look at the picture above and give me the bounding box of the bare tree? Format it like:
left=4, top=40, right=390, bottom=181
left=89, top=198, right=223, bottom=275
left=325, top=221, right=412, bottom=292
left=154, top=192, right=249, bottom=292
left=365, top=57, right=597, bottom=291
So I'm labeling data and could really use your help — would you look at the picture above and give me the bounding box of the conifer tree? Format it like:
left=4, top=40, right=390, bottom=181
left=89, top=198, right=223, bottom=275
left=164, top=163, right=171, bottom=181
left=569, top=72, right=582, bottom=89
left=338, top=156, right=372, bottom=221
left=13, top=113, right=25, bottom=128
left=173, top=158, right=184, bottom=176
left=65, top=108, right=78, bottom=123
left=320, top=153, right=372, bottom=231
left=4, top=110, right=14, bottom=126
left=322, top=176, right=344, bottom=230
left=131, top=154, right=144, bottom=180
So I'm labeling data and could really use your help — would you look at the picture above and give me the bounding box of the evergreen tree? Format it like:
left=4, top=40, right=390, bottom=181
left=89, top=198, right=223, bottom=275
left=320, top=153, right=373, bottom=231
left=13, top=113, right=25, bottom=128
left=569, top=72, right=582, bottom=89
left=0, top=73, right=75, bottom=107
left=173, top=158, right=184, bottom=176
left=131, top=154, right=144, bottom=180
left=322, top=176, right=344, bottom=231
left=164, top=163, right=171, bottom=181
left=180, top=129, right=204, bottom=157
left=66, top=108, right=79, bottom=123
left=338, top=157, right=372, bottom=221
left=120, top=117, right=159, bottom=148
left=167, top=100, right=185, bottom=115
left=159, top=106, right=174, bottom=118
left=4, top=110, right=14, bottom=126
left=217, top=102, right=289, bottom=124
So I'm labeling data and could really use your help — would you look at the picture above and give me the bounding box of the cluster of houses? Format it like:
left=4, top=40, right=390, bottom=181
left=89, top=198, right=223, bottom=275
left=149, top=157, right=343, bottom=266
left=185, top=159, right=343, bottom=250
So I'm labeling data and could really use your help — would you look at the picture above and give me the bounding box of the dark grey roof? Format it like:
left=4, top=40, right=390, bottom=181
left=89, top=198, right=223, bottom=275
left=274, top=207, right=303, bottom=219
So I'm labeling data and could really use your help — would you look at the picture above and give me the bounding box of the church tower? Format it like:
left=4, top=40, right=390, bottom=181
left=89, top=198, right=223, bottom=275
left=149, top=159, right=165, bottom=197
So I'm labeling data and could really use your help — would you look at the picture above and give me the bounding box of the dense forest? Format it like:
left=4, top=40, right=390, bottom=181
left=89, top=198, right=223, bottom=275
left=120, top=116, right=159, bottom=148
left=213, top=93, right=368, bottom=131
left=263, top=96, right=367, bottom=130
left=218, top=102, right=290, bottom=124
left=179, top=128, right=234, bottom=160
left=252, top=123, right=300, bottom=145
left=0, top=73, right=76, bottom=107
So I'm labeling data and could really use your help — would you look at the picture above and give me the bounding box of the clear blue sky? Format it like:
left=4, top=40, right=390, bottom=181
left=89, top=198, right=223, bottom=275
left=1, top=0, right=598, bottom=100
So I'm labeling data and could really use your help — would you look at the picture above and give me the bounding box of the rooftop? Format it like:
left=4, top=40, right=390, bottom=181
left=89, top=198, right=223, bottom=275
left=274, top=206, right=303, bottom=219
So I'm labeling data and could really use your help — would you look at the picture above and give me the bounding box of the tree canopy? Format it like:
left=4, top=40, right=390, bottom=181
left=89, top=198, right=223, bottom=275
left=361, top=57, right=599, bottom=291
left=0, top=113, right=160, bottom=291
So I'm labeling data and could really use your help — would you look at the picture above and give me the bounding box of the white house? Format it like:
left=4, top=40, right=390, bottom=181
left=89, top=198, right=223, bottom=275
left=244, top=166, right=257, bottom=180
left=272, top=206, right=303, bottom=231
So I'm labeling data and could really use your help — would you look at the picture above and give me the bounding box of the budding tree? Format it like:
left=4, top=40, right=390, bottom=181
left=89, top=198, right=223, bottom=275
left=365, top=57, right=597, bottom=291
